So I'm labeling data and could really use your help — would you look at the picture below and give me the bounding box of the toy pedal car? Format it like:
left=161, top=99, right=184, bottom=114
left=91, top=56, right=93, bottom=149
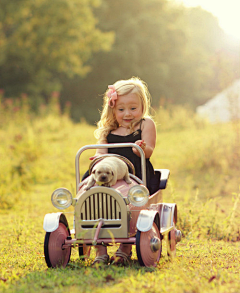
left=43, top=143, right=182, bottom=268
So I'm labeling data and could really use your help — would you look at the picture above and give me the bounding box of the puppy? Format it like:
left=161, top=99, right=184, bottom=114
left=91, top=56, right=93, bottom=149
left=85, top=157, right=132, bottom=190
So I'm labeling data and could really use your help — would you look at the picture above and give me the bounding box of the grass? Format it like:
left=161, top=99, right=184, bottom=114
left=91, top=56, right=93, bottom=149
left=0, top=97, right=240, bottom=292
left=1, top=199, right=239, bottom=293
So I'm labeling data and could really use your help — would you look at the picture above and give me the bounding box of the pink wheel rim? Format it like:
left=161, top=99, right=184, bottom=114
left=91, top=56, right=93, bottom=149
left=139, top=222, right=161, bottom=267
left=48, top=223, right=71, bottom=267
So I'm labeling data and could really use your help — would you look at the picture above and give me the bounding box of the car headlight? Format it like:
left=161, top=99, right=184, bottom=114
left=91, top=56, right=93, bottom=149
left=127, top=185, right=149, bottom=207
left=51, top=188, right=73, bottom=210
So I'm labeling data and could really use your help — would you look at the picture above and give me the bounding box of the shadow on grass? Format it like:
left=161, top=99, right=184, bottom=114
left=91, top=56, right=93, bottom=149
left=3, top=256, right=172, bottom=293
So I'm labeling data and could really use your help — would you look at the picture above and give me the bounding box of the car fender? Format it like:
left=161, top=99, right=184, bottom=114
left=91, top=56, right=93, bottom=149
left=43, top=212, right=68, bottom=232
left=136, top=210, right=159, bottom=232
left=160, top=203, right=177, bottom=234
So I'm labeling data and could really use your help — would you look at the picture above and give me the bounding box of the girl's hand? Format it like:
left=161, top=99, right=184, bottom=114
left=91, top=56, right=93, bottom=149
left=89, top=147, right=108, bottom=160
left=90, top=143, right=108, bottom=160
left=89, top=155, right=98, bottom=160
left=133, top=140, right=146, bottom=156
left=136, top=140, right=146, bottom=150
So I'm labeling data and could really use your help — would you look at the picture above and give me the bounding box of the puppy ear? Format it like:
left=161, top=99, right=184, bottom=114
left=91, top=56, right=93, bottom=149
left=112, top=171, right=114, bottom=176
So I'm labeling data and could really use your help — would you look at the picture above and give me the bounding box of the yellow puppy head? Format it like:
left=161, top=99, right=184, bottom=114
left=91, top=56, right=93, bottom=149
left=92, top=165, right=114, bottom=184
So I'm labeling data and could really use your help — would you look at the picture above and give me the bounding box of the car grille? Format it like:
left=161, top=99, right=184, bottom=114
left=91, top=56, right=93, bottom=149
left=80, top=192, right=122, bottom=221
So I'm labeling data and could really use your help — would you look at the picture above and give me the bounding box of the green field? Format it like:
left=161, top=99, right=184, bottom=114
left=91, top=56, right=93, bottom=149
left=0, top=99, right=239, bottom=293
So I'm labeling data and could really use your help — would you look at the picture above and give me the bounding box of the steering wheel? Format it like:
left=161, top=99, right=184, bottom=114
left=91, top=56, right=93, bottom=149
left=88, top=154, right=135, bottom=175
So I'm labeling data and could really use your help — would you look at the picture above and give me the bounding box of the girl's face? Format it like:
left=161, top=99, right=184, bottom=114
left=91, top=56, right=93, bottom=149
left=114, top=93, right=143, bottom=128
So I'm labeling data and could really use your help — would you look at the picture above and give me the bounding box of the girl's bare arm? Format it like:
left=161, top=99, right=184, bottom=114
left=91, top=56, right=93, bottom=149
left=132, top=118, right=156, bottom=158
left=89, top=140, right=108, bottom=160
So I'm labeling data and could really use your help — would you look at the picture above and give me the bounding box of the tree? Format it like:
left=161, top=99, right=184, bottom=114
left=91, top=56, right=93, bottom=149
left=62, top=0, right=238, bottom=123
left=62, top=0, right=190, bottom=122
left=178, top=6, right=227, bottom=106
left=0, top=0, right=114, bottom=99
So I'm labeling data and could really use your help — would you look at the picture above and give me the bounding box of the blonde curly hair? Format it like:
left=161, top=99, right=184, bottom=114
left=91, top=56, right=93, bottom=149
left=94, top=77, right=153, bottom=143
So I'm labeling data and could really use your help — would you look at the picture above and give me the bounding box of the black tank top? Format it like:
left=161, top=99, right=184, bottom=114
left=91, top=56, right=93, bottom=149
left=107, top=120, right=155, bottom=190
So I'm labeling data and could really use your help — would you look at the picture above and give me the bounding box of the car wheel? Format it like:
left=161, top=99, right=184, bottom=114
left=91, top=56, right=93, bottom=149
left=136, top=222, right=162, bottom=267
left=44, top=221, right=71, bottom=268
left=167, top=217, right=176, bottom=257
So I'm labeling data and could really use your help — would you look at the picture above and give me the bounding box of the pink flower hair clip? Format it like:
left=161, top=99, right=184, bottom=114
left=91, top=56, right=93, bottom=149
left=107, top=85, right=118, bottom=108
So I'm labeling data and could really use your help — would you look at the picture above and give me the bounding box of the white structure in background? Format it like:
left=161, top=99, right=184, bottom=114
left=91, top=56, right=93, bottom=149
left=196, top=79, right=240, bottom=123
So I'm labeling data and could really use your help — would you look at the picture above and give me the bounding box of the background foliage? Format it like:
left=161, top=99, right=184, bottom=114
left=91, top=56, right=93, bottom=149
left=0, top=0, right=239, bottom=123
left=1, top=1, right=240, bottom=291
left=0, top=99, right=239, bottom=293
left=0, top=0, right=113, bottom=106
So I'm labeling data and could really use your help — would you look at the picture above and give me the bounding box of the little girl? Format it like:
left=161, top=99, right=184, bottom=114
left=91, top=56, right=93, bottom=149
left=90, top=77, right=158, bottom=265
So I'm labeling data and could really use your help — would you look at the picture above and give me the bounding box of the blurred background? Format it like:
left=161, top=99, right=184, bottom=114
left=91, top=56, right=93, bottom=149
left=0, top=0, right=239, bottom=124
left=0, top=0, right=239, bottom=249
